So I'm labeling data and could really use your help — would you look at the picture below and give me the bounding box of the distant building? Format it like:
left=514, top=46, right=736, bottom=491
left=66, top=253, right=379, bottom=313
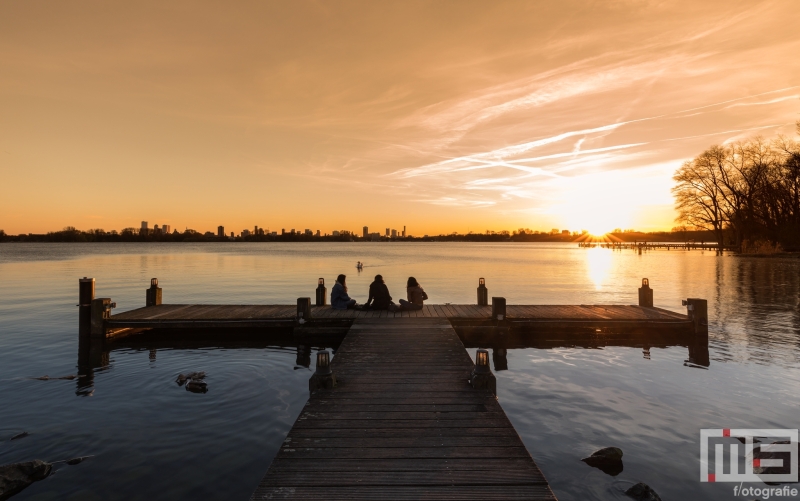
left=162, top=225, right=171, bottom=234
left=281, top=229, right=286, bottom=235
left=561, top=229, right=570, bottom=235
left=230, top=232, right=234, bottom=238
left=391, top=229, right=397, bottom=238
left=316, top=230, right=320, bottom=237
left=385, top=228, right=390, bottom=237
left=370, top=232, right=380, bottom=242
left=140, top=221, right=149, bottom=236
left=254, top=225, right=259, bottom=235
left=305, top=229, right=312, bottom=236
left=218, top=226, right=225, bottom=238
left=333, top=231, right=340, bottom=236
left=402, top=226, right=406, bottom=237
left=242, top=229, right=251, bottom=237
left=363, top=226, right=368, bottom=239
left=153, top=224, right=161, bottom=235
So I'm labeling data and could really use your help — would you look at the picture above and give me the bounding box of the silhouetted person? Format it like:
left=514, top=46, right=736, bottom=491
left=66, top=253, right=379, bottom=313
left=398, top=276, right=427, bottom=311
left=365, top=274, right=393, bottom=310
left=331, top=274, right=357, bottom=310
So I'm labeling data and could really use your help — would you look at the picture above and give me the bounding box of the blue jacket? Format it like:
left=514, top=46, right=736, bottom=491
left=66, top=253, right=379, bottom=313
left=331, top=282, right=352, bottom=310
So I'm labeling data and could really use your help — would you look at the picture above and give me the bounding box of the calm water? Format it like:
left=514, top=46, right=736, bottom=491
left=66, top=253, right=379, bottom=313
left=1, top=242, right=798, bottom=500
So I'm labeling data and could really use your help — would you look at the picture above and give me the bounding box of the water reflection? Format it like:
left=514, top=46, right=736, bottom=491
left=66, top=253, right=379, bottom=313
left=585, top=247, right=613, bottom=290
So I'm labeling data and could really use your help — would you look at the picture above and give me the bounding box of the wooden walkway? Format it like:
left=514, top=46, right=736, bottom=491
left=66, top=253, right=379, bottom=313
left=250, top=318, right=556, bottom=501
left=107, top=303, right=689, bottom=330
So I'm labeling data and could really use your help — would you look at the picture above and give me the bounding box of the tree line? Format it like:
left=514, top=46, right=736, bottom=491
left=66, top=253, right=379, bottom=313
left=672, top=122, right=800, bottom=252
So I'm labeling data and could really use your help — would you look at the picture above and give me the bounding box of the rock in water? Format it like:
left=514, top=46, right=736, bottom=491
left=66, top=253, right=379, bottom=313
left=581, top=447, right=624, bottom=476
left=9, top=432, right=29, bottom=441
left=65, top=456, right=92, bottom=466
left=185, top=381, right=208, bottom=393
left=625, top=482, right=662, bottom=501
left=0, top=460, right=52, bottom=501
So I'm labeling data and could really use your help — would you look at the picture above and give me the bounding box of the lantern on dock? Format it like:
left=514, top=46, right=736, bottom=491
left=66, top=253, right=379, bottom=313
left=638, top=278, right=653, bottom=308
left=474, top=349, right=490, bottom=374
left=315, top=278, right=327, bottom=306
left=477, top=278, right=488, bottom=306
left=315, top=350, right=332, bottom=376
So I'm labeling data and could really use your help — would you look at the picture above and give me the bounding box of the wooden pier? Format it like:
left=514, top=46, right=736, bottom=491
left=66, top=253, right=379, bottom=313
left=77, top=277, right=709, bottom=500
left=250, top=317, right=556, bottom=500
left=104, top=303, right=693, bottom=334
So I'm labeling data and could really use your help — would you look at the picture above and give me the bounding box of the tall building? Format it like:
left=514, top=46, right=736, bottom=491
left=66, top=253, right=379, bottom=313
left=162, top=224, right=171, bottom=234
left=140, top=221, right=148, bottom=236
left=391, top=229, right=397, bottom=238
left=402, top=226, right=406, bottom=237
left=218, top=226, right=225, bottom=237
left=363, top=226, right=368, bottom=239
left=385, top=228, right=390, bottom=237
left=230, top=232, right=234, bottom=238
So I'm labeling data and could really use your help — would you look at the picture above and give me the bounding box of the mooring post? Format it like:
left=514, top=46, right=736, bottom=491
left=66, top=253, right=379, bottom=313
left=90, top=298, right=115, bottom=338
left=477, top=278, right=488, bottom=306
left=683, top=298, right=708, bottom=336
left=491, top=297, right=506, bottom=320
left=470, top=348, right=496, bottom=394
left=297, top=297, right=312, bottom=323
left=638, top=278, right=653, bottom=307
left=315, top=278, right=327, bottom=306
left=78, top=277, right=95, bottom=336
left=146, top=278, right=162, bottom=307
left=308, top=349, right=336, bottom=392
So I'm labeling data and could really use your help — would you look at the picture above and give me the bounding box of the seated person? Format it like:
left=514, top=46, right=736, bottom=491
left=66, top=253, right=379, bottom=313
left=331, top=274, right=357, bottom=310
left=364, top=274, right=393, bottom=310
left=398, top=276, right=427, bottom=311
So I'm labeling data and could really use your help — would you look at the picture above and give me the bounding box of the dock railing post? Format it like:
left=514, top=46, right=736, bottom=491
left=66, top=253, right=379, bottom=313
left=315, top=278, right=327, bottom=306
left=491, top=297, right=506, bottom=320
left=78, top=277, right=95, bottom=336
left=308, top=349, right=336, bottom=392
left=90, top=298, right=115, bottom=338
left=297, top=297, right=312, bottom=323
left=146, top=278, right=162, bottom=307
left=477, top=278, right=488, bottom=306
left=683, top=298, right=708, bottom=336
left=638, top=278, right=653, bottom=307
left=470, top=349, right=496, bottom=394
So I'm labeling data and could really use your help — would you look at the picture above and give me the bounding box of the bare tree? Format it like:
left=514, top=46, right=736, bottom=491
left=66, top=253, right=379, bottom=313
left=672, top=146, right=728, bottom=252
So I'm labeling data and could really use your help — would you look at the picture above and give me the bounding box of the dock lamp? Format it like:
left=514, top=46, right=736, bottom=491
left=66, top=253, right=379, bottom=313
left=474, top=349, right=490, bottom=374
left=470, top=348, right=496, bottom=394
left=315, top=350, right=332, bottom=376
left=309, top=349, right=336, bottom=392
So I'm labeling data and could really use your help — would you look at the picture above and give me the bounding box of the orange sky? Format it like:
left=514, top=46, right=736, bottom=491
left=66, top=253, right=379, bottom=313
left=1, top=1, right=798, bottom=236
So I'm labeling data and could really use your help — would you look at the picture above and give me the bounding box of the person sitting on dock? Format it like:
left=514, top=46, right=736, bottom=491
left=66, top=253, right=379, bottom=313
left=331, top=274, right=357, bottom=310
left=364, top=274, right=393, bottom=310
left=397, top=276, right=427, bottom=311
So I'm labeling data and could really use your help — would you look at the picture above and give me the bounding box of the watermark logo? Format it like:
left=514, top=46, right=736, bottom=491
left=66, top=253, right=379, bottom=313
left=700, top=429, right=798, bottom=483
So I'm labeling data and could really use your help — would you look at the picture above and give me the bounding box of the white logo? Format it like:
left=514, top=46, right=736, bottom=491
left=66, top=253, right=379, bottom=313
left=700, top=429, right=798, bottom=483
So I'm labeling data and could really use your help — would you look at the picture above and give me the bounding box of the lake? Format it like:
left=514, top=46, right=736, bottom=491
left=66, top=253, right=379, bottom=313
left=1, top=242, right=798, bottom=500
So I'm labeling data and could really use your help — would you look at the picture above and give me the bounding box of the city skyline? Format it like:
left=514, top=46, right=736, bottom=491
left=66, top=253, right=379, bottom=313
left=1, top=1, right=798, bottom=235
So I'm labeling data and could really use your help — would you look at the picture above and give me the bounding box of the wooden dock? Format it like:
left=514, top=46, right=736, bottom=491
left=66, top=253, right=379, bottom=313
left=105, top=303, right=692, bottom=332
left=250, top=317, right=557, bottom=501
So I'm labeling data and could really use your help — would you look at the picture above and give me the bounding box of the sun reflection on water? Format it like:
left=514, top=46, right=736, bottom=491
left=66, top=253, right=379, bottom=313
left=586, top=246, right=613, bottom=290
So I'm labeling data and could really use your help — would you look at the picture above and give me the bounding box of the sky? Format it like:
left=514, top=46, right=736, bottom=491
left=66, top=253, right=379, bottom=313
left=1, top=0, right=798, bottom=236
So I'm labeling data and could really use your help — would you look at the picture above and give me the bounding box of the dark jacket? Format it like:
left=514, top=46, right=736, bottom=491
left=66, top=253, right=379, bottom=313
left=406, top=286, right=428, bottom=306
left=366, top=281, right=393, bottom=310
left=331, top=282, right=352, bottom=310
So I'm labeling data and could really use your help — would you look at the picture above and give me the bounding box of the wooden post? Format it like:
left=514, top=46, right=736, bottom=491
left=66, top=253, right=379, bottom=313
left=477, top=278, right=488, bottom=306
left=315, top=278, right=327, bottom=306
left=684, top=298, right=708, bottom=335
left=78, top=277, right=95, bottom=336
left=90, top=298, right=114, bottom=338
left=297, top=297, right=312, bottom=322
left=470, top=349, right=496, bottom=394
left=492, top=347, right=508, bottom=371
left=638, top=278, right=653, bottom=307
left=146, top=278, right=162, bottom=307
left=491, top=297, right=506, bottom=320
